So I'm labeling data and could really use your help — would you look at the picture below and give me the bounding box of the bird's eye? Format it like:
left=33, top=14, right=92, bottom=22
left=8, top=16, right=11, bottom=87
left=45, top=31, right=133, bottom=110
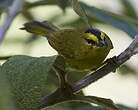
left=84, top=38, right=96, bottom=44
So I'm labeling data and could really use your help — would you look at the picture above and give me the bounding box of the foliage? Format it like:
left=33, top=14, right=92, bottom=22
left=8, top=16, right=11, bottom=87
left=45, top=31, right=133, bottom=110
left=1, top=55, right=57, bottom=110
left=0, top=0, right=138, bottom=110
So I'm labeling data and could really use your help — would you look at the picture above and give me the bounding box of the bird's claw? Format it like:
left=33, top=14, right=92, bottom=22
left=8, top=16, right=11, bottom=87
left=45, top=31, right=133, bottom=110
left=103, top=56, right=118, bottom=72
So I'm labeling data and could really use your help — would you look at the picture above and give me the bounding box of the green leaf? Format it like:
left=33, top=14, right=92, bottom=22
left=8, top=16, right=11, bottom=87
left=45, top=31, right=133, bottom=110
left=80, top=2, right=138, bottom=38
left=0, top=65, right=14, bottom=110
left=1, top=55, right=57, bottom=110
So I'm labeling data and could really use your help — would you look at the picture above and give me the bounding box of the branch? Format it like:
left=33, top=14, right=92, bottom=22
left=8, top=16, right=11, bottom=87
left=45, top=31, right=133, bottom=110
left=69, top=0, right=92, bottom=28
left=0, top=0, right=23, bottom=43
left=72, top=35, right=138, bottom=92
left=39, top=35, right=138, bottom=109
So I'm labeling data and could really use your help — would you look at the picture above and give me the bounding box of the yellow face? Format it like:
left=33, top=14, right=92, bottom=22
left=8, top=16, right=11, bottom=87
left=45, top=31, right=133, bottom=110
left=84, top=33, right=99, bottom=43
left=82, top=29, right=107, bottom=47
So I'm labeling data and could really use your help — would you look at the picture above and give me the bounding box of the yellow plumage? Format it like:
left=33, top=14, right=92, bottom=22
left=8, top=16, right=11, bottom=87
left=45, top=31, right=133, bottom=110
left=21, top=21, right=113, bottom=71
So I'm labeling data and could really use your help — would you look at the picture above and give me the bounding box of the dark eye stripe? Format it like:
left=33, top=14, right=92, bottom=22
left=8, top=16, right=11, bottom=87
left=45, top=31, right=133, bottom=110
left=84, top=38, right=96, bottom=44
left=85, top=29, right=102, bottom=41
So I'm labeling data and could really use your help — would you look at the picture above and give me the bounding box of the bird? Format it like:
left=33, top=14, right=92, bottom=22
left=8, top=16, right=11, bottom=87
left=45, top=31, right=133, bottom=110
left=21, top=20, right=113, bottom=72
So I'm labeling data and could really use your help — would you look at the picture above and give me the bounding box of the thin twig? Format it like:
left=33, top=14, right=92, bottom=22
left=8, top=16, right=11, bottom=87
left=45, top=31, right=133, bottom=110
left=70, top=0, right=92, bottom=28
left=72, top=35, right=138, bottom=92
left=0, top=0, right=23, bottom=43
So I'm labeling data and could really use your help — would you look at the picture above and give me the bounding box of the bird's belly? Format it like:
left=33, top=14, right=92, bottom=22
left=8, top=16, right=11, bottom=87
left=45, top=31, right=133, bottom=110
left=65, top=48, right=110, bottom=71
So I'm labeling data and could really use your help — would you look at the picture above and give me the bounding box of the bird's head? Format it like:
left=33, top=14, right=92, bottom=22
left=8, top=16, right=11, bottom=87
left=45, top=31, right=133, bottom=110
left=83, top=29, right=108, bottom=47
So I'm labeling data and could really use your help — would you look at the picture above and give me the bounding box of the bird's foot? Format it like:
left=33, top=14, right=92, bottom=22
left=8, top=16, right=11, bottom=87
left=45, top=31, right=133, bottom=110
left=103, top=56, right=118, bottom=72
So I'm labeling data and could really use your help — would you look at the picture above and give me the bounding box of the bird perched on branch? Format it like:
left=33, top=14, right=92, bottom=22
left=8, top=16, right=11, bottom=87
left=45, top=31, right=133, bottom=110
left=21, top=21, right=113, bottom=72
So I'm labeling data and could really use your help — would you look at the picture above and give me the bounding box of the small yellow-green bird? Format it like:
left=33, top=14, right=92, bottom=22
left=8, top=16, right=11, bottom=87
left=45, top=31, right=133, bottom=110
left=21, top=21, right=113, bottom=71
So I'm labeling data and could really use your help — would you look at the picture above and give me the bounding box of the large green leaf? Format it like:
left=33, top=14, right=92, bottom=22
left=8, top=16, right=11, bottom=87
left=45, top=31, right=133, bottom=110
left=1, top=55, right=57, bottom=110
left=80, top=2, right=138, bottom=38
left=0, top=65, right=14, bottom=110
left=0, top=55, right=94, bottom=110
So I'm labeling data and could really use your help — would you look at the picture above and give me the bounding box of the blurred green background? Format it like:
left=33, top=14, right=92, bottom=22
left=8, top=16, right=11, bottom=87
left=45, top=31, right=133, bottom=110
left=0, top=0, right=138, bottom=110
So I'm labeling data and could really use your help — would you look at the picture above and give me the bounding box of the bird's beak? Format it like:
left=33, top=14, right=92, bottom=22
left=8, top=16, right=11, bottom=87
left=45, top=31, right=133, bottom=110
left=98, top=40, right=106, bottom=47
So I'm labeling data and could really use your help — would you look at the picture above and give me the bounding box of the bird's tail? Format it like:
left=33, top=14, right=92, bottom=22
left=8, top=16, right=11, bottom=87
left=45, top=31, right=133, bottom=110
left=20, top=21, right=59, bottom=36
